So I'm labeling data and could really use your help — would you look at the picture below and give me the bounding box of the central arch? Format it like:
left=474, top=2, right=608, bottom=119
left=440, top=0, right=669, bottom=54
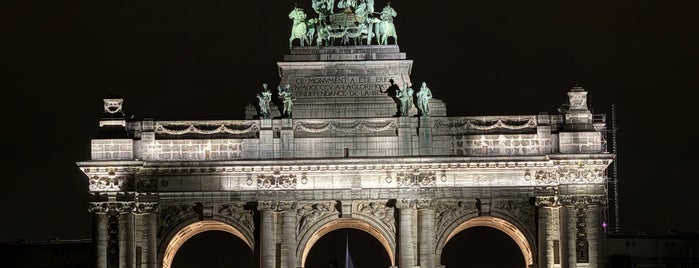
left=162, top=220, right=253, bottom=268
left=441, top=215, right=534, bottom=266
left=300, top=218, right=395, bottom=267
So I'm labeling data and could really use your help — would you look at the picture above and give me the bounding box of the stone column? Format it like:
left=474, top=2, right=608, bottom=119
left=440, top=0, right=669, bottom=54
left=280, top=202, right=298, bottom=268
left=93, top=212, right=109, bottom=268
left=125, top=212, right=135, bottom=268
left=585, top=200, right=603, bottom=268
left=418, top=199, right=435, bottom=268
left=559, top=203, right=577, bottom=268
left=136, top=203, right=158, bottom=268
left=397, top=199, right=417, bottom=268
left=536, top=197, right=559, bottom=268
left=259, top=202, right=277, bottom=268
left=118, top=212, right=128, bottom=268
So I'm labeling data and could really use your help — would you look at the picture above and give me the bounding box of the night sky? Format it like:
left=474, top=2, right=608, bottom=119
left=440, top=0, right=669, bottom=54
left=3, top=0, right=698, bottom=265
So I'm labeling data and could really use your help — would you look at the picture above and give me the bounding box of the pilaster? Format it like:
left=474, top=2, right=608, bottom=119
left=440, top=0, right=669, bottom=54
left=398, top=117, right=414, bottom=156
left=418, top=116, right=432, bottom=155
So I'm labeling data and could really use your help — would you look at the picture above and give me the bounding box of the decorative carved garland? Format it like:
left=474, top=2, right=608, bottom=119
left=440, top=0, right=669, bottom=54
left=155, top=122, right=259, bottom=135
left=295, top=120, right=397, bottom=133
left=435, top=118, right=536, bottom=131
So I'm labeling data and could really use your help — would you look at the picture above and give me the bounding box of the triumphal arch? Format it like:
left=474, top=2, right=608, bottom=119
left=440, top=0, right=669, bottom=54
left=79, top=1, right=614, bottom=267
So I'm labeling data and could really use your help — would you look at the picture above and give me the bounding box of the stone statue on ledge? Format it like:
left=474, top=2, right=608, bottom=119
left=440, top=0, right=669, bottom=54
left=257, top=83, right=272, bottom=118
left=396, top=82, right=414, bottom=117
left=278, top=84, right=295, bottom=118
left=416, top=82, right=432, bottom=116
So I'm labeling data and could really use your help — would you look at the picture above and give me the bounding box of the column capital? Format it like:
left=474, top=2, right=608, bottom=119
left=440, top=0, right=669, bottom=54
left=416, top=198, right=434, bottom=209
left=88, top=202, right=136, bottom=213
left=559, top=195, right=606, bottom=206
left=257, top=201, right=298, bottom=212
left=135, top=202, right=159, bottom=213
left=535, top=196, right=560, bottom=207
left=396, top=199, right=418, bottom=209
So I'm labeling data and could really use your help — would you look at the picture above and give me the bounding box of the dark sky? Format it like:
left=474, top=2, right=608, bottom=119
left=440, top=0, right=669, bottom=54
left=3, top=0, right=698, bottom=255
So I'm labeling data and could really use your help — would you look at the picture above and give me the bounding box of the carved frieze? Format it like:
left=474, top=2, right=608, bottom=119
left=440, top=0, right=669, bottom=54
left=525, top=166, right=606, bottom=185
left=89, top=175, right=128, bottom=192
left=434, top=200, right=478, bottom=238
left=396, top=170, right=436, bottom=187
left=218, top=204, right=254, bottom=233
left=257, top=174, right=297, bottom=189
left=355, top=201, right=396, bottom=234
left=297, top=202, right=338, bottom=233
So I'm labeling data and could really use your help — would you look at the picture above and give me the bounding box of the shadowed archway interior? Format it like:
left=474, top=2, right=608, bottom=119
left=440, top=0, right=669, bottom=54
left=305, top=228, right=391, bottom=268
left=442, top=226, right=525, bottom=268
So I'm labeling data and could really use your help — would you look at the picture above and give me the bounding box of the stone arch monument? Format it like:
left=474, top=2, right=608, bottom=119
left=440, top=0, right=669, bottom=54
left=79, top=2, right=613, bottom=268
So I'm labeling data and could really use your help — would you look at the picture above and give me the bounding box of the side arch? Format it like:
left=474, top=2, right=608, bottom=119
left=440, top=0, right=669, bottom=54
left=159, top=218, right=254, bottom=268
left=436, top=215, right=536, bottom=267
left=297, top=217, right=396, bottom=267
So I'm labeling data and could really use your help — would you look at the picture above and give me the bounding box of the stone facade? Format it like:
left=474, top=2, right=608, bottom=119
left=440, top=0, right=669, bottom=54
left=79, top=44, right=613, bottom=268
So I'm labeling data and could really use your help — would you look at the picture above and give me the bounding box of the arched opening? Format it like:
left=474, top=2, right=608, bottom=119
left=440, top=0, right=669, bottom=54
left=301, top=218, right=395, bottom=267
left=162, top=220, right=253, bottom=268
left=305, top=228, right=390, bottom=268
left=172, top=230, right=253, bottom=268
left=442, top=226, right=524, bottom=268
left=440, top=216, right=533, bottom=267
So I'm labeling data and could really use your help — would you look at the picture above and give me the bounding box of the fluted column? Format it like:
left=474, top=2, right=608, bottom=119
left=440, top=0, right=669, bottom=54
left=536, top=197, right=559, bottom=268
left=135, top=202, right=158, bottom=268
left=259, top=202, right=277, bottom=268
left=397, top=199, right=417, bottom=268
left=280, top=202, right=298, bottom=268
left=93, top=212, right=108, bottom=268
left=125, top=212, right=135, bottom=268
left=118, top=212, right=127, bottom=268
left=586, top=200, right=603, bottom=268
left=418, top=199, right=435, bottom=268
left=559, top=203, right=576, bottom=268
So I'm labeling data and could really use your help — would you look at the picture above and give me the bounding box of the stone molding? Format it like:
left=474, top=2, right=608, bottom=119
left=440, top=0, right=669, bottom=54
left=559, top=195, right=606, bottom=206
